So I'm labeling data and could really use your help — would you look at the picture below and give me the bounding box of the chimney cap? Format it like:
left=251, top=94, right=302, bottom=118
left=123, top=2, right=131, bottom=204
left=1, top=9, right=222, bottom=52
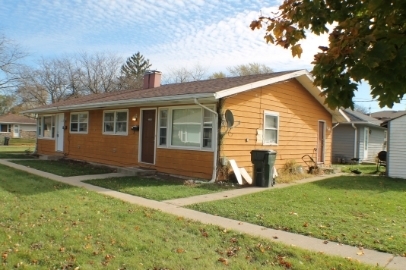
left=144, top=70, right=161, bottom=75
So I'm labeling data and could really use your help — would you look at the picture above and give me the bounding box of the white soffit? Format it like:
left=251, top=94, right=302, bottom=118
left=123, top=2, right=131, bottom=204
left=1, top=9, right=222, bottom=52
left=214, top=70, right=308, bottom=99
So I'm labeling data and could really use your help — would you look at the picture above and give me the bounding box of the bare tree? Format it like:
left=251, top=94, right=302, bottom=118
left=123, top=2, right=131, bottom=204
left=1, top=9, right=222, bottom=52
left=0, top=35, right=27, bottom=92
left=77, top=52, right=122, bottom=94
left=0, top=94, right=16, bottom=115
left=16, top=66, right=52, bottom=107
left=227, top=63, right=273, bottom=77
left=208, top=71, right=226, bottom=79
left=164, top=64, right=208, bottom=84
left=354, top=104, right=370, bottom=115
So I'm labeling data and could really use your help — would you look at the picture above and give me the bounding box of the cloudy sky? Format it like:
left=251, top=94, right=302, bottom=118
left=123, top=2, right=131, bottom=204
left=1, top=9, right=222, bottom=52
left=1, top=0, right=404, bottom=112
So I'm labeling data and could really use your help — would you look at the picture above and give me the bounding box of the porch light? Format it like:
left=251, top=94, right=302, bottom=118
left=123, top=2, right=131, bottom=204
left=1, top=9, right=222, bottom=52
left=132, top=114, right=138, bottom=121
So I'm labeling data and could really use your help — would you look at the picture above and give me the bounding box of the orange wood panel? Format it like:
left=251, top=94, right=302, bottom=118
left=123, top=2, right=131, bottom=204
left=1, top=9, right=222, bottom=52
left=221, top=79, right=332, bottom=177
left=155, top=148, right=213, bottom=179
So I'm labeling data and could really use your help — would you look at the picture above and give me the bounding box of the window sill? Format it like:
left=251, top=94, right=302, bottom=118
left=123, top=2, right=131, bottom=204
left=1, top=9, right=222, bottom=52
left=157, top=145, right=214, bottom=152
left=263, top=143, right=278, bottom=146
left=102, top=132, right=128, bottom=136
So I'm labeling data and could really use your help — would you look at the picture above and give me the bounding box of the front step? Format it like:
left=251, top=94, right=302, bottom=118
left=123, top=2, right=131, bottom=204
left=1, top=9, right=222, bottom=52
left=38, top=155, right=62, bottom=160
left=117, top=167, right=156, bottom=176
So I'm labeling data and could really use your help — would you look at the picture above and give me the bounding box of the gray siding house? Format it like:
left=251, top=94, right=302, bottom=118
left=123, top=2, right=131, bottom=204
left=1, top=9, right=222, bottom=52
left=0, top=114, right=37, bottom=141
left=332, top=109, right=386, bottom=163
left=381, top=114, right=406, bottom=179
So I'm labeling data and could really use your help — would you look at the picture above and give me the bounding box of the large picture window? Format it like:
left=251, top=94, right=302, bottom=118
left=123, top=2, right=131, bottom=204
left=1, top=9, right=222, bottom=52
left=103, top=110, right=128, bottom=135
left=263, top=111, right=279, bottom=145
left=38, top=115, right=55, bottom=139
left=70, top=112, right=88, bottom=133
left=158, top=106, right=215, bottom=150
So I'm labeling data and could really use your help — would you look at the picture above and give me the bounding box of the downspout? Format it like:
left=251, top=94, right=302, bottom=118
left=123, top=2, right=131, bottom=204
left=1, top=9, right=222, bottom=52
left=351, top=123, right=357, bottom=158
left=194, top=98, right=217, bottom=183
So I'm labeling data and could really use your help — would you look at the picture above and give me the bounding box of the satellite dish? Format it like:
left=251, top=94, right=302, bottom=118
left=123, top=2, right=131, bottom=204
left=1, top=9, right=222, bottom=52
left=225, top=110, right=234, bottom=128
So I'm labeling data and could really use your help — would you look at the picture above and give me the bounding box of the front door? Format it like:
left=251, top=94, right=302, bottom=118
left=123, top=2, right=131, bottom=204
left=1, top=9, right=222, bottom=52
left=317, top=121, right=325, bottom=163
left=56, top=113, right=64, bottom=152
left=140, top=109, right=156, bottom=164
left=13, top=125, right=20, bottom=138
left=364, top=127, right=369, bottom=160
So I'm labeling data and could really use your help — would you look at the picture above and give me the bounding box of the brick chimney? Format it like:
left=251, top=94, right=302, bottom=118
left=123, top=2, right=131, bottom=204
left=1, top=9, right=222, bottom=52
left=143, top=70, right=162, bottom=89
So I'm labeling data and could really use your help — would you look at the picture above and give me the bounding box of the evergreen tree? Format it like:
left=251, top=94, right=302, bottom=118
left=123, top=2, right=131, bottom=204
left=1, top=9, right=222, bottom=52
left=120, top=52, right=152, bottom=89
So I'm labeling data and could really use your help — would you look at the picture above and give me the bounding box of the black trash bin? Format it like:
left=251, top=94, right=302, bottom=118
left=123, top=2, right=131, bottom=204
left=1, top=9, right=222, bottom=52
left=3, top=137, right=10, bottom=146
left=250, top=150, right=277, bottom=187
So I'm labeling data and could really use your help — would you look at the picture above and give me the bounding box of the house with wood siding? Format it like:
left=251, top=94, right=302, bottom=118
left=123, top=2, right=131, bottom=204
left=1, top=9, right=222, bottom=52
left=381, top=115, right=406, bottom=179
left=22, top=70, right=346, bottom=180
left=332, top=109, right=386, bottom=164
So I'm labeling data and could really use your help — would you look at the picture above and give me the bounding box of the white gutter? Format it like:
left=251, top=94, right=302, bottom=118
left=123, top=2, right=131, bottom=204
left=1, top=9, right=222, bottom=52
left=22, top=93, right=215, bottom=114
left=351, top=123, right=357, bottom=158
left=194, top=98, right=218, bottom=183
left=332, top=123, right=339, bottom=129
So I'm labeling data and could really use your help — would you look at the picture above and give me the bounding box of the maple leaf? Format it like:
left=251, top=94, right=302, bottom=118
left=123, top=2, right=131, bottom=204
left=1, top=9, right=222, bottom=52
left=291, top=44, right=303, bottom=58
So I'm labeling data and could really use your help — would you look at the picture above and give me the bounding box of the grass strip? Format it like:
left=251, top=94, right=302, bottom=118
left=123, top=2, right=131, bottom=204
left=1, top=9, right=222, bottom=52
left=85, top=176, right=236, bottom=201
left=0, top=164, right=381, bottom=269
left=188, top=175, right=406, bottom=255
left=11, top=159, right=115, bottom=176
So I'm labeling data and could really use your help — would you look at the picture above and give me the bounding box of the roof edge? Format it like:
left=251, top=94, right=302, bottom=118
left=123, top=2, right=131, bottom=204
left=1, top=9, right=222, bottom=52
left=22, top=93, right=216, bottom=114
left=214, top=70, right=307, bottom=99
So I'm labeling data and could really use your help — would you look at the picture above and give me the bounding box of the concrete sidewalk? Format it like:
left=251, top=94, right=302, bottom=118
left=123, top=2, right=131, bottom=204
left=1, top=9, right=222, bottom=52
left=1, top=159, right=405, bottom=269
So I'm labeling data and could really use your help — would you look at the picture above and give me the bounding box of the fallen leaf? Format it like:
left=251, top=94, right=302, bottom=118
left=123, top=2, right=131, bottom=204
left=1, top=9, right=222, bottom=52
left=303, top=222, right=309, bottom=227
left=218, top=257, right=228, bottom=265
left=323, top=240, right=329, bottom=244
left=176, top=248, right=185, bottom=253
left=356, top=251, right=364, bottom=256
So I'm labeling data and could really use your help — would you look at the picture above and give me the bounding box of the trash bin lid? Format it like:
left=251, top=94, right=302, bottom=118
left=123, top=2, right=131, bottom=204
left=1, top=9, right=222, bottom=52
left=250, top=149, right=276, bottom=154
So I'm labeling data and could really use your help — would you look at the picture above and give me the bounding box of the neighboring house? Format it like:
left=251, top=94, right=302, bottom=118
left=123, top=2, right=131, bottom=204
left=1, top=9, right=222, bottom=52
left=381, top=115, right=406, bottom=179
left=370, top=110, right=406, bottom=121
left=0, top=114, right=37, bottom=141
left=332, top=109, right=386, bottom=163
left=22, top=70, right=346, bottom=180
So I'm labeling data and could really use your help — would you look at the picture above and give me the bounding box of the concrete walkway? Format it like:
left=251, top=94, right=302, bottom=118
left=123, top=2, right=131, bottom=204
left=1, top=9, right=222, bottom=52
left=1, top=159, right=405, bottom=269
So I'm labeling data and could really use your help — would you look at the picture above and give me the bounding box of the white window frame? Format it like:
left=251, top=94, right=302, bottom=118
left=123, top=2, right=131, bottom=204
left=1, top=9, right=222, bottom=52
left=263, top=110, right=279, bottom=145
left=157, top=105, right=215, bottom=151
left=70, top=112, right=89, bottom=134
left=0, top=124, right=11, bottom=133
left=158, top=109, right=168, bottom=146
left=38, top=115, right=56, bottom=139
left=102, top=109, right=128, bottom=135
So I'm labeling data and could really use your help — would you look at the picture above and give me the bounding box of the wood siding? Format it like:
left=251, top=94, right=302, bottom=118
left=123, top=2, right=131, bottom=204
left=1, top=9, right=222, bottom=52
left=332, top=124, right=355, bottom=163
left=387, top=116, right=406, bottom=179
left=37, top=139, right=61, bottom=156
left=156, top=148, right=213, bottom=179
left=221, top=79, right=332, bottom=175
left=36, top=108, right=213, bottom=179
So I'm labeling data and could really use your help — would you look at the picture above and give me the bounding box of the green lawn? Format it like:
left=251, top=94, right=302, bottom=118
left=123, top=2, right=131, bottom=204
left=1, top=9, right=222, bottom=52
left=11, top=159, right=115, bottom=176
left=0, top=146, right=35, bottom=159
left=8, top=138, right=36, bottom=145
left=338, top=164, right=384, bottom=175
left=85, top=176, right=237, bottom=201
left=0, top=165, right=380, bottom=269
left=188, top=176, right=406, bottom=255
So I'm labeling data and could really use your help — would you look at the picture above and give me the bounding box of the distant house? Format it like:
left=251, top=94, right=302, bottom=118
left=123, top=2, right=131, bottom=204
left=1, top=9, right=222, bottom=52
left=0, top=114, right=37, bottom=141
left=22, top=70, right=346, bottom=180
left=381, top=115, right=406, bottom=179
left=370, top=110, right=406, bottom=121
left=332, top=109, right=386, bottom=163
